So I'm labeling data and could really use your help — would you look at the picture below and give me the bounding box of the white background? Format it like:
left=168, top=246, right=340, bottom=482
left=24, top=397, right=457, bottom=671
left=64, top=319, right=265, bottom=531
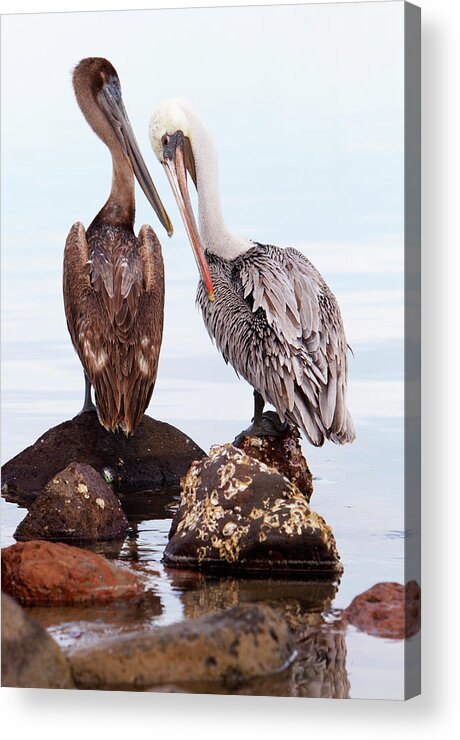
left=0, top=0, right=458, bottom=737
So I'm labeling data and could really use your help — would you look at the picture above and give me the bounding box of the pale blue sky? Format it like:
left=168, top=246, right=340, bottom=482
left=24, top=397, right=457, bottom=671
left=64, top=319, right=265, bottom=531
left=1, top=2, right=404, bottom=246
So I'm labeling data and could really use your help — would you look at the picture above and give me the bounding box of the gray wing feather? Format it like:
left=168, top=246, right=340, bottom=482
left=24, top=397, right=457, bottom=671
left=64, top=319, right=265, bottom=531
left=198, top=244, right=355, bottom=446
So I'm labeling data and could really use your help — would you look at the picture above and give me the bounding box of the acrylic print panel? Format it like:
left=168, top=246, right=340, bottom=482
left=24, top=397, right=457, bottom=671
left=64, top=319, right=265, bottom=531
left=0, top=1, right=420, bottom=699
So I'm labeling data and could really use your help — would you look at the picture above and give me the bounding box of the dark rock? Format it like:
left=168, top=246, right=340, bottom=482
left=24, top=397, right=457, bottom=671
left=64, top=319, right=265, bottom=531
left=235, top=426, right=313, bottom=502
left=1, top=593, right=73, bottom=688
left=67, top=603, right=294, bottom=689
left=2, top=540, right=143, bottom=606
left=14, top=463, right=128, bottom=543
left=164, top=444, right=342, bottom=575
left=341, top=580, right=421, bottom=639
left=1, top=413, right=205, bottom=506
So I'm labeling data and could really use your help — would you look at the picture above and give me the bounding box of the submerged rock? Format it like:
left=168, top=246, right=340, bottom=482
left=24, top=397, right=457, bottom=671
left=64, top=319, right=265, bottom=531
left=1, top=540, right=143, bottom=606
left=341, top=580, right=421, bottom=639
left=1, top=413, right=205, bottom=506
left=235, top=425, right=313, bottom=502
left=67, top=603, right=294, bottom=690
left=1, top=593, right=73, bottom=689
left=164, top=444, right=342, bottom=575
left=14, top=463, right=128, bottom=543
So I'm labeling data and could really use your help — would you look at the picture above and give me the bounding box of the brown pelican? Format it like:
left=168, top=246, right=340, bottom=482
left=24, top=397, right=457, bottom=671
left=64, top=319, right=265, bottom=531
left=149, top=100, right=355, bottom=446
left=63, top=58, right=173, bottom=435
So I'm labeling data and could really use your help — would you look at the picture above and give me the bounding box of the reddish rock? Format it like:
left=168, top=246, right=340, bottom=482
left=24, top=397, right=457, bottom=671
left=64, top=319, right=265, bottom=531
left=1, top=413, right=205, bottom=505
left=14, top=463, right=128, bottom=543
left=1, top=541, right=143, bottom=606
left=1, top=593, right=73, bottom=689
left=341, top=581, right=421, bottom=639
left=236, top=426, right=313, bottom=502
left=164, top=444, right=342, bottom=575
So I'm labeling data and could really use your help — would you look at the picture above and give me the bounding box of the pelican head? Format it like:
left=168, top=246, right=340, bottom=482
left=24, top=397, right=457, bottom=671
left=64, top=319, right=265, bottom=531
left=73, top=58, right=173, bottom=236
left=149, top=99, right=214, bottom=301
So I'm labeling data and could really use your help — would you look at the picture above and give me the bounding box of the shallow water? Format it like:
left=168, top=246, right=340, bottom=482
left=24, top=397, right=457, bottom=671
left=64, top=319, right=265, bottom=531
left=1, top=401, right=409, bottom=699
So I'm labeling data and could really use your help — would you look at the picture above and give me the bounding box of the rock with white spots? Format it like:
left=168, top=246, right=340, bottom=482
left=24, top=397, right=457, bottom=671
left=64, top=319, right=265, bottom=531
left=164, top=444, right=342, bottom=574
left=14, top=463, right=128, bottom=543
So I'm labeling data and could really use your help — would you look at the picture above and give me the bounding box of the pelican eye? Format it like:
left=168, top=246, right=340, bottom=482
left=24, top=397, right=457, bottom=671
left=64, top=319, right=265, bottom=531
left=162, top=134, right=170, bottom=147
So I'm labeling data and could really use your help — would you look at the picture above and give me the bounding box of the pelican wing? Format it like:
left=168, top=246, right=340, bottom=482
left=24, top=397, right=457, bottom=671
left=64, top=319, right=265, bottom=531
left=236, top=245, right=355, bottom=445
left=125, top=224, right=165, bottom=431
left=63, top=222, right=164, bottom=434
left=63, top=222, right=110, bottom=381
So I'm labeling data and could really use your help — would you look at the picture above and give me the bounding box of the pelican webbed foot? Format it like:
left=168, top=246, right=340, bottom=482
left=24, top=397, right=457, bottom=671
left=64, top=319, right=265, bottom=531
left=78, top=401, right=97, bottom=415
left=233, top=412, right=290, bottom=446
left=233, top=391, right=289, bottom=445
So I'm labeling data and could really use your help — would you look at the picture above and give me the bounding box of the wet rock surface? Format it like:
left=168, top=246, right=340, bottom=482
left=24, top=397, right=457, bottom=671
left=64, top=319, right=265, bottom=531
left=14, top=463, right=128, bottom=543
left=164, top=444, right=342, bottom=574
left=1, top=593, right=73, bottom=689
left=67, top=603, right=294, bottom=690
left=235, top=426, right=313, bottom=502
left=2, top=540, right=143, bottom=606
left=341, top=580, right=421, bottom=639
left=1, top=413, right=205, bottom=506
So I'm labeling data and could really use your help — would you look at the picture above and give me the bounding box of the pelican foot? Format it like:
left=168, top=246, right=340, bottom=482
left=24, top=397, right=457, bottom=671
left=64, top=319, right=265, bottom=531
left=77, top=401, right=97, bottom=416
left=233, top=411, right=290, bottom=446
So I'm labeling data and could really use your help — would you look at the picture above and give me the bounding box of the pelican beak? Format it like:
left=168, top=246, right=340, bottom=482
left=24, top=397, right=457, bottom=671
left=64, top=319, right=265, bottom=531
left=162, top=131, right=215, bottom=302
left=100, top=84, right=173, bottom=237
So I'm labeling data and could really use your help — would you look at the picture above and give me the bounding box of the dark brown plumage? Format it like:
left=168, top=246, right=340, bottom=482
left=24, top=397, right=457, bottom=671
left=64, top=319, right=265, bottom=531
left=63, top=58, right=171, bottom=435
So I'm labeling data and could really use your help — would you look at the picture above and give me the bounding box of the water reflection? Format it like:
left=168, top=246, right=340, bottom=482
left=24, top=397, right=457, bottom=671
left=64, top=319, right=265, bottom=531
left=118, top=485, right=180, bottom=525
left=290, top=625, right=349, bottom=699
left=27, top=589, right=163, bottom=651
left=174, top=576, right=339, bottom=623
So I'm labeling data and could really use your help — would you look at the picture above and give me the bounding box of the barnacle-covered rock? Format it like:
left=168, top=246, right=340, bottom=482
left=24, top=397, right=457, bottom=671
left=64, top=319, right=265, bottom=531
left=164, top=444, right=342, bottom=574
left=14, top=463, right=128, bottom=543
left=235, top=425, right=313, bottom=502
